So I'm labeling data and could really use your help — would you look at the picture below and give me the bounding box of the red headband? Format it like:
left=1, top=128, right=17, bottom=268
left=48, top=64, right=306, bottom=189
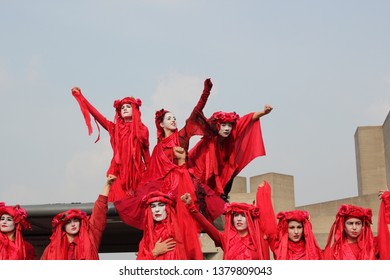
left=0, top=205, right=31, bottom=231
left=141, top=191, right=176, bottom=209
left=336, top=204, right=372, bottom=224
left=51, top=209, right=87, bottom=229
left=277, top=210, right=310, bottom=223
left=113, top=97, right=142, bottom=114
left=225, top=202, right=259, bottom=217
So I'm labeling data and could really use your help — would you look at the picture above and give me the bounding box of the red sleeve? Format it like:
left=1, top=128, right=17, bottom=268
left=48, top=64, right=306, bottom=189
left=187, top=205, right=223, bottom=247
left=72, top=90, right=111, bottom=132
left=178, top=88, right=212, bottom=151
left=233, top=113, right=266, bottom=175
left=88, top=195, right=108, bottom=246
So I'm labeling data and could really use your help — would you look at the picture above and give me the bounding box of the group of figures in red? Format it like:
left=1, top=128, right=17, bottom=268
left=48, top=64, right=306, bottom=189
left=1, top=79, right=389, bottom=260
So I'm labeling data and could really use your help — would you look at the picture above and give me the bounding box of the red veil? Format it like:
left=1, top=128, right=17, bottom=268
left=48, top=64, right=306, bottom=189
left=323, top=204, right=375, bottom=260
left=72, top=89, right=150, bottom=201
left=136, top=192, right=187, bottom=260
left=0, top=204, right=34, bottom=260
left=41, top=209, right=98, bottom=260
left=223, top=202, right=270, bottom=260
left=274, top=210, right=323, bottom=260
left=377, top=191, right=390, bottom=259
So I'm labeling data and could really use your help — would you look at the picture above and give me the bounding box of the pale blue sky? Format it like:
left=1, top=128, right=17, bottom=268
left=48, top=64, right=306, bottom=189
left=1, top=1, right=389, bottom=207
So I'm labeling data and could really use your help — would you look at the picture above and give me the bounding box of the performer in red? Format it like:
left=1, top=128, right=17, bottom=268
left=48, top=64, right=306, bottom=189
left=267, top=210, right=323, bottom=260
left=254, top=182, right=323, bottom=260
left=115, top=79, right=225, bottom=225
left=181, top=192, right=270, bottom=260
left=0, top=204, right=37, bottom=260
left=187, top=103, right=273, bottom=202
left=72, top=87, right=150, bottom=202
left=136, top=191, right=202, bottom=260
left=323, top=204, right=376, bottom=260
left=377, top=189, right=390, bottom=259
left=40, top=175, right=115, bottom=260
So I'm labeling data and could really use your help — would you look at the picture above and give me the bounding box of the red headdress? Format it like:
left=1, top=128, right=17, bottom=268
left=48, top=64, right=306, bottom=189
left=43, top=209, right=98, bottom=260
left=378, top=191, right=390, bottom=259
left=223, top=202, right=269, bottom=260
left=155, top=109, right=170, bottom=141
left=275, top=210, right=322, bottom=260
left=137, top=191, right=187, bottom=259
left=207, top=111, right=240, bottom=132
left=0, top=204, right=31, bottom=260
left=324, top=204, right=375, bottom=260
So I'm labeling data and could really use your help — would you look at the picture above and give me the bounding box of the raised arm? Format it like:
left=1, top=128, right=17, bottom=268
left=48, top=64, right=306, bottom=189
left=179, top=78, right=213, bottom=150
left=251, top=104, right=273, bottom=121
left=195, top=78, right=213, bottom=112
left=71, top=87, right=111, bottom=131
left=181, top=193, right=223, bottom=247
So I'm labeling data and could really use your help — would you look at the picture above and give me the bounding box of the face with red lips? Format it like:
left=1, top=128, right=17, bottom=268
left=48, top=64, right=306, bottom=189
left=287, top=220, right=303, bottom=242
left=121, top=103, right=133, bottom=120
left=0, top=214, right=15, bottom=233
left=233, top=212, right=248, bottom=236
left=64, top=218, right=80, bottom=236
left=218, top=123, right=233, bottom=137
left=344, top=217, right=363, bottom=242
left=160, top=112, right=177, bottom=132
left=150, top=202, right=167, bottom=222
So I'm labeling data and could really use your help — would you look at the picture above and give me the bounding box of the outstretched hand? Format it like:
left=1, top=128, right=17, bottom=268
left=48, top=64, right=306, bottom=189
left=263, top=104, right=273, bottom=115
left=71, top=87, right=81, bottom=96
left=152, top=238, right=176, bottom=258
left=180, top=193, right=192, bottom=206
left=101, top=174, right=116, bottom=197
left=107, top=174, right=117, bottom=185
left=204, top=78, right=213, bottom=92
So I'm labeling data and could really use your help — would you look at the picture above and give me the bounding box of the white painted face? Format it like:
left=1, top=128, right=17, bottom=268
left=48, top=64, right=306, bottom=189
left=150, top=202, right=167, bottom=222
left=0, top=214, right=15, bottom=233
left=160, top=112, right=177, bottom=131
left=121, top=103, right=133, bottom=120
left=233, top=212, right=248, bottom=234
left=64, top=218, right=81, bottom=236
left=344, top=217, right=363, bottom=242
left=218, top=123, right=233, bottom=137
left=287, top=220, right=304, bottom=242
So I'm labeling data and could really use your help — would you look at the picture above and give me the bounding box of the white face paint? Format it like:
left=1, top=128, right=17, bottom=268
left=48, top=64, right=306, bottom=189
left=150, top=202, right=167, bottom=222
left=218, top=123, right=233, bottom=137
left=0, top=214, right=15, bottom=233
left=121, top=103, right=133, bottom=120
left=64, top=218, right=81, bottom=236
left=160, top=112, right=177, bottom=131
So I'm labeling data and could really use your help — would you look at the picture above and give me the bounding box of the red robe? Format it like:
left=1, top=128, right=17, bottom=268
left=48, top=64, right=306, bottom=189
left=186, top=205, right=265, bottom=260
left=136, top=205, right=188, bottom=260
left=41, top=195, right=108, bottom=260
left=72, top=91, right=150, bottom=201
left=0, top=235, right=37, bottom=260
left=377, top=191, right=390, bottom=259
left=188, top=113, right=266, bottom=195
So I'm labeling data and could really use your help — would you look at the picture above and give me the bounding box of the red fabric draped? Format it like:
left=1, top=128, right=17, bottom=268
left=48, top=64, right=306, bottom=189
left=188, top=113, right=265, bottom=195
left=137, top=196, right=187, bottom=260
left=41, top=195, right=108, bottom=260
left=323, top=204, right=375, bottom=260
left=71, top=89, right=150, bottom=201
left=377, top=191, right=390, bottom=259
left=0, top=205, right=36, bottom=260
